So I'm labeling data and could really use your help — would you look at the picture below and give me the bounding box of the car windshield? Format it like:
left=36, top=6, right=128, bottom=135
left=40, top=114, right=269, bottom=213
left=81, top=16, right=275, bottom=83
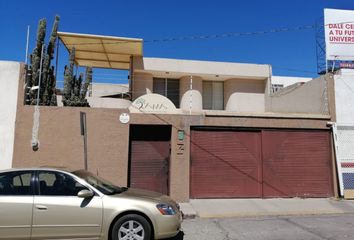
left=72, top=170, right=126, bottom=195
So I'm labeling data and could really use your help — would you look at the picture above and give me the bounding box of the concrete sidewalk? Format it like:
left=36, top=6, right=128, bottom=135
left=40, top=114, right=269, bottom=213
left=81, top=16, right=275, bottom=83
left=179, top=198, right=354, bottom=219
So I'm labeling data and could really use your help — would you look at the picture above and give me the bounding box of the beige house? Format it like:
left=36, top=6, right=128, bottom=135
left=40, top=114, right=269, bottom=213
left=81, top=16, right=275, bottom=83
left=132, top=57, right=270, bottom=114
left=9, top=32, right=338, bottom=202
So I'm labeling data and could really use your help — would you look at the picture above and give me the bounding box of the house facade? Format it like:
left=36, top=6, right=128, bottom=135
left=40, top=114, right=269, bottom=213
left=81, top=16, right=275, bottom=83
left=6, top=32, right=341, bottom=202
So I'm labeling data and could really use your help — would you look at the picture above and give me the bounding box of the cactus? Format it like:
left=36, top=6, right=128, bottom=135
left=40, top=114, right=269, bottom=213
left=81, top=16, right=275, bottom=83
left=62, top=47, right=92, bottom=107
left=43, top=15, right=60, bottom=106
left=63, top=47, right=75, bottom=101
left=81, top=67, right=92, bottom=99
left=25, top=18, right=46, bottom=105
left=24, top=15, right=60, bottom=106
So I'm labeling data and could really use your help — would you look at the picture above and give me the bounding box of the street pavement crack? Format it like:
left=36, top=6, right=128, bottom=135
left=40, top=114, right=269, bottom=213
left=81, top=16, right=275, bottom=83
left=213, top=219, right=235, bottom=240
left=281, top=217, right=334, bottom=240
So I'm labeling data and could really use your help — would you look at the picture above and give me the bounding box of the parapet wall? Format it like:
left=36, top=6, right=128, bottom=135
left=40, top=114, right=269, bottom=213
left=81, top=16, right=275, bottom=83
left=265, top=75, right=329, bottom=115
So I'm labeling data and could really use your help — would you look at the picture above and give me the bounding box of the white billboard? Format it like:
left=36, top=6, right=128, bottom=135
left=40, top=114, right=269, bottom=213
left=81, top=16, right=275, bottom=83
left=324, top=8, right=354, bottom=60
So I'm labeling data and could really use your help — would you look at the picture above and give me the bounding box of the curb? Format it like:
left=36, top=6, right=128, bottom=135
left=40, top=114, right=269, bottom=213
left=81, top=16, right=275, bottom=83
left=197, top=210, right=345, bottom=219
left=182, top=211, right=197, bottom=219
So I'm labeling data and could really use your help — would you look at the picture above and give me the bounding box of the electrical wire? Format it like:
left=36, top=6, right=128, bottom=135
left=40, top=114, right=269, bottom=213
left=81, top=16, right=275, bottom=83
left=62, top=20, right=354, bottom=47
left=63, top=24, right=316, bottom=47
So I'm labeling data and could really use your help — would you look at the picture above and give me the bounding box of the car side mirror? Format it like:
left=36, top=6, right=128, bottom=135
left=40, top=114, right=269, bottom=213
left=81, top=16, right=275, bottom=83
left=77, top=189, right=94, bottom=198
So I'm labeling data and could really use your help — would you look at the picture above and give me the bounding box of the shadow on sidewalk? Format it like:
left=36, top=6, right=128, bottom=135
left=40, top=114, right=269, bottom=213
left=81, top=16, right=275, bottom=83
left=165, top=231, right=184, bottom=240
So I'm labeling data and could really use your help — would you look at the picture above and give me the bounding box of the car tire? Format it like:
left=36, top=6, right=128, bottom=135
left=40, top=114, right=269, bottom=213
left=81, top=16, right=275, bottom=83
left=112, top=214, right=151, bottom=240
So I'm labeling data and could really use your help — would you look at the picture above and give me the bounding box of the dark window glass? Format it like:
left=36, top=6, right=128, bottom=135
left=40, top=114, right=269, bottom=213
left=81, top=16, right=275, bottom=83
left=0, top=171, right=33, bottom=195
left=153, top=78, right=165, bottom=96
left=153, top=78, right=180, bottom=108
left=166, top=79, right=180, bottom=108
left=38, top=171, right=87, bottom=196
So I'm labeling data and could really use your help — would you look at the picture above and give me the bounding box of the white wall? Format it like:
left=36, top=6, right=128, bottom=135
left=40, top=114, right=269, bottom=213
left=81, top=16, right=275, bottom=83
left=271, top=76, right=312, bottom=88
left=90, top=83, right=129, bottom=97
left=335, top=69, right=354, bottom=124
left=179, top=76, right=203, bottom=112
left=224, top=78, right=265, bottom=112
left=0, top=61, right=20, bottom=170
left=266, top=75, right=327, bottom=114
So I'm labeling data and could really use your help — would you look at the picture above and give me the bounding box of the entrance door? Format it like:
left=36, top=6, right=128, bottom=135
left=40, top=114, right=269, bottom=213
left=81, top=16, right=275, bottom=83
left=129, top=125, right=171, bottom=195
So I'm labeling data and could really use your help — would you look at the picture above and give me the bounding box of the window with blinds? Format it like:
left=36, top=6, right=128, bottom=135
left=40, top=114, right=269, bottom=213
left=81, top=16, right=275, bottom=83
left=153, top=78, right=180, bottom=108
left=203, top=81, right=224, bottom=110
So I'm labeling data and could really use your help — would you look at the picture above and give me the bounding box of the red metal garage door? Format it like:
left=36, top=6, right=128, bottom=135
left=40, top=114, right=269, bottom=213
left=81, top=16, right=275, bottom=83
left=129, top=125, right=171, bottom=195
left=262, top=130, right=333, bottom=197
left=130, top=141, right=169, bottom=195
left=190, top=128, right=333, bottom=198
left=190, top=129, right=262, bottom=198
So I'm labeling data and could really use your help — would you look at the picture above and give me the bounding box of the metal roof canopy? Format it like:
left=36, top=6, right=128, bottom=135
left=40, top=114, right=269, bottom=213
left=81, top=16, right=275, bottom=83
left=58, top=32, right=143, bottom=70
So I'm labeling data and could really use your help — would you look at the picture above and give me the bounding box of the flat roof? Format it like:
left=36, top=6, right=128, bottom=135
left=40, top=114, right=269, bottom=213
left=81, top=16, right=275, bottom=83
left=58, top=32, right=143, bottom=70
left=134, top=57, right=271, bottom=80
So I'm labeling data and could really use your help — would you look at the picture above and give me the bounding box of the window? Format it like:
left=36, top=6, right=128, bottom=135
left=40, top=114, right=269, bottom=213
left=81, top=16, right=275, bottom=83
left=203, top=81, right=224, bottom=110
left=38, top=171, right=87, bottom=196
left=0, top=171, right=33, bottom=195
left=153, top=78, right=180, bottom=108
left=73, top=170, right=125, bottom=195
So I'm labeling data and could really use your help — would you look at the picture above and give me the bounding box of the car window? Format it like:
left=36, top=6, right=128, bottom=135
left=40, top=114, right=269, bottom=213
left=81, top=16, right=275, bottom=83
left=13, top=173, right=32, bottom=186
left=0, top=171, right=33, bottom=195
left=38, top=171, right=87, bottom=196
left=73, top=170, right=125, bottom=195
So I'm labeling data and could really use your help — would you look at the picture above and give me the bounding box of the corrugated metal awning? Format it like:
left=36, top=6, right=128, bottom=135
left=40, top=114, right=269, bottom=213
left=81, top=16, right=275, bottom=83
left=58, top=32, right=143, bottom=70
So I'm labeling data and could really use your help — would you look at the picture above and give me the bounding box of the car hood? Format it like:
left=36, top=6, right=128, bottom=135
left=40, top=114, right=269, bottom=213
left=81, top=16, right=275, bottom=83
left=118, top=188, right=173, bottom=203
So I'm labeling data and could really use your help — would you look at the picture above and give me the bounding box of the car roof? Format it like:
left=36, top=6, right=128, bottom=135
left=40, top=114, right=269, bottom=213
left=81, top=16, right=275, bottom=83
left=0, top=167, right=81, bottom=174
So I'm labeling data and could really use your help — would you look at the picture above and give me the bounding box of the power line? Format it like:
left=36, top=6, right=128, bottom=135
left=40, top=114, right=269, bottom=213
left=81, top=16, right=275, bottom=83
left=55, top=21, right=354, bottom=82
left=145, top=25, right=316, bottom=43
left=62, top=20, right=354, bottom=47
left=63, top=24, right=316, bottom=47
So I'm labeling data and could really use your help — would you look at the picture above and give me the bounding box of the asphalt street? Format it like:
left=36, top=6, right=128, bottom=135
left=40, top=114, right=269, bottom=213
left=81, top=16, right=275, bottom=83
left=169, top=213, right=354, bottom=240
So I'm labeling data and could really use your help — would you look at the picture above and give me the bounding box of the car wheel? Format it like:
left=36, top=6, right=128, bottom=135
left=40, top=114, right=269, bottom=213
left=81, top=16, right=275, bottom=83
left=112, top=214, right=151, bottom=240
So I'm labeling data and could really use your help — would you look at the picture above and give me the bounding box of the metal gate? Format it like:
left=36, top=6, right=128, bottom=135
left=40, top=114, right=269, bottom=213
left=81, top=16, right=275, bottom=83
left=190, top=128, right=333, bottom=198
left=262, top=130, right=333, bottom=197
left=190, top=129, right=262, bottom=198
left=129, top=125, right=171, bottom=195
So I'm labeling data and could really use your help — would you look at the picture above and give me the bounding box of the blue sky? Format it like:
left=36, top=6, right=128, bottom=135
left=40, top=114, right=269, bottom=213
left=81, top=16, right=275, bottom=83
left=1, top=0, right=354, bottom=83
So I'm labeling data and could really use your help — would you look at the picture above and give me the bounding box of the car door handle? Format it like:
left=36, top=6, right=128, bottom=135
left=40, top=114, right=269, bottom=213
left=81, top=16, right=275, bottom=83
left=35, top=205, right=48, bottom=210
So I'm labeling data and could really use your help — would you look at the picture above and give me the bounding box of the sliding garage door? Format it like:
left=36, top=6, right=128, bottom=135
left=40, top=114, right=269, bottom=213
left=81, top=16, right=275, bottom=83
left=190, top=129, right=262, bottom=198
left=262, top=130, right=333, bottom=197
left=190, top=128, right=333, bottom=198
